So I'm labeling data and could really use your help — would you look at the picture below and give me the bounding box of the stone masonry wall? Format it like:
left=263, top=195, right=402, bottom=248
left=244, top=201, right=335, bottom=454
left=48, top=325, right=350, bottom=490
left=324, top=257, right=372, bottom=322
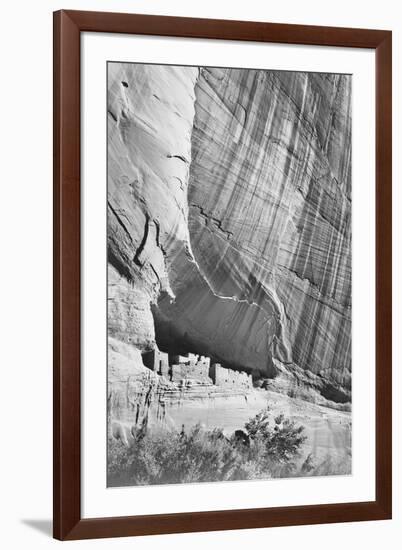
left=210, top=364, right=252, bottom=390
left=171, top=362, right=212, bottom=383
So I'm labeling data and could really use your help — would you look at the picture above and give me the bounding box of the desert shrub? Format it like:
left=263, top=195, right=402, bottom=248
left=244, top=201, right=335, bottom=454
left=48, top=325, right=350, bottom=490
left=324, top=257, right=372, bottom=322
left=108, top=407, right=308, bottom=486
left=243, top=409, right=307, bottom=476
left=108, top=425, right=245, bottom=485
left=245, top=410, right=306, bottom=467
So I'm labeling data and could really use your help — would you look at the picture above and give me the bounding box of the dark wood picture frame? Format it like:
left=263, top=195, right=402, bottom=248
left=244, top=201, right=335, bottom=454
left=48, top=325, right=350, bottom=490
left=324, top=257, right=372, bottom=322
left=53, top=9, right=392, bottom=541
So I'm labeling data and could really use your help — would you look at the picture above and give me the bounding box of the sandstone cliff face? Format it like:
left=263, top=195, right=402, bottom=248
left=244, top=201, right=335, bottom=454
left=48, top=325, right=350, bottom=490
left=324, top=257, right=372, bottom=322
left=107, top=63, right=198, bottom=349
left=107, top=63, right=351, bottom=411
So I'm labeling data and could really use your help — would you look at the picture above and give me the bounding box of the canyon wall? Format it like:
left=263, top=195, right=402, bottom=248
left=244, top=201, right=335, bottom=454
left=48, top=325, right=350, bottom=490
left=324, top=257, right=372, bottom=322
left=107, top=63, right=198, bottom=350
left=107, top=63, right=352, bottom=416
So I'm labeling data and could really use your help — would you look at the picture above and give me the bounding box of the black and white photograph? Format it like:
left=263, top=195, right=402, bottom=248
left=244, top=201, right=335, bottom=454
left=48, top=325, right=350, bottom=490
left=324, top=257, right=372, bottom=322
left=107, top=62, right=352, bottom=487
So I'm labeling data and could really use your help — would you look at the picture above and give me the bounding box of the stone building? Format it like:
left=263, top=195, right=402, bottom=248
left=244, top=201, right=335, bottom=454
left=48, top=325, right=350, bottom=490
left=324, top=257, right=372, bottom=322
left=209, top=363, right=252, bottom=389
left=142, top=347, right=169, bottom=376
left=171, top=353, right=200, bottom=367
left=170, top=360, right=212, bottom=383
left=143, top=348, right=252, bottom=390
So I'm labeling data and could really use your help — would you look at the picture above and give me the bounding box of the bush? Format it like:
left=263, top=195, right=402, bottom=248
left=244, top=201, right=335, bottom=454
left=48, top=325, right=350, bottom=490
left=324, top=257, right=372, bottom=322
left=108, top=408, right=307, bottom=486
left=245, top=410, right=307, bottom=462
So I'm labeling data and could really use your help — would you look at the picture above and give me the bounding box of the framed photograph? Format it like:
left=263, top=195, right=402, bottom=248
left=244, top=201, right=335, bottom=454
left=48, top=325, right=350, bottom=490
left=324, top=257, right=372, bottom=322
left=53, top=10, right=392, bottom=540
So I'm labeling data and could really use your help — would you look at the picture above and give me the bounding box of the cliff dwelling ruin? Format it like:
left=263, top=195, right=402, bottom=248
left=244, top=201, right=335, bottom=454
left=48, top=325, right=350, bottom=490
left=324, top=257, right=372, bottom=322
left=142, top=347, right=253, bottom=390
